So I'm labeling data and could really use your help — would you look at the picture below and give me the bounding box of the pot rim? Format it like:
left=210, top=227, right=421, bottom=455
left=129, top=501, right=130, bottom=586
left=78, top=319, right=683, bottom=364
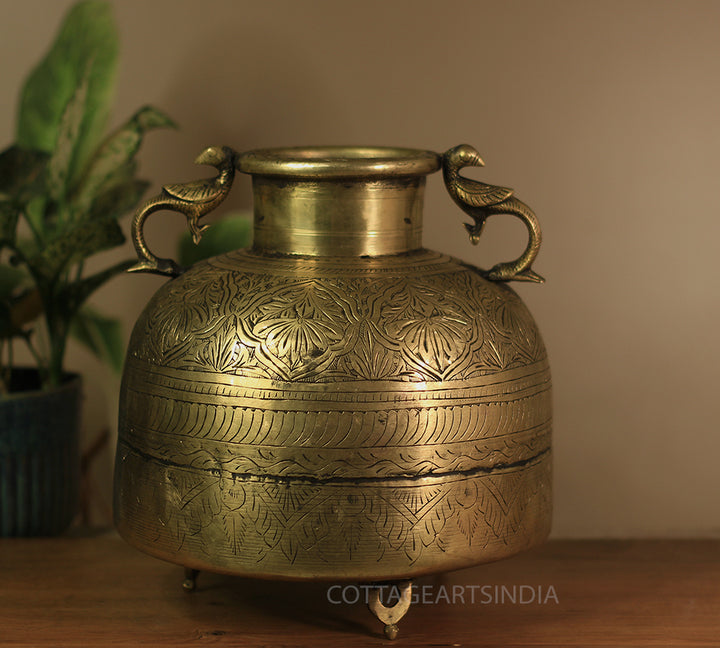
left=236, top=146, right=441, bottom=179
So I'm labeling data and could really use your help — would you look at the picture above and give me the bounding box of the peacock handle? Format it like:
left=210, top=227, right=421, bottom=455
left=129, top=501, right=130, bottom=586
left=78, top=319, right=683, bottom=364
left=128, top=146, right=238, bottom=278
left=442, top=144, right=544, bottom=283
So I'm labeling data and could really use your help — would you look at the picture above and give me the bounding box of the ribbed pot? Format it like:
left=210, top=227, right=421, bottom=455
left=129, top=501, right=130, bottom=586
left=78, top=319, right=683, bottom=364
left=0, top=369, right=81, bottom=537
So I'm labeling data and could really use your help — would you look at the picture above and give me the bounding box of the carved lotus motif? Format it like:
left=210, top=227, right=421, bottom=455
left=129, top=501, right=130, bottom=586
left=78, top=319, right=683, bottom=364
left=130, top=251, right=544, bottom=384
left=387, top=302, right=471, bottom=380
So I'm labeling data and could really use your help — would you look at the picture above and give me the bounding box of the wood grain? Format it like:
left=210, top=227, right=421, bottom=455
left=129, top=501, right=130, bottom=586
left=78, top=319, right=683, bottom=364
left=0, top=533, right=718, bottom=646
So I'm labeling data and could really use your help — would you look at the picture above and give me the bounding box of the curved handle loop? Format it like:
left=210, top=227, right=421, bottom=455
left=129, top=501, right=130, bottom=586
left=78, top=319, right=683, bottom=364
left=441, top=144, right=544, bottom=283
left=128, top=146, right=238, bottom=277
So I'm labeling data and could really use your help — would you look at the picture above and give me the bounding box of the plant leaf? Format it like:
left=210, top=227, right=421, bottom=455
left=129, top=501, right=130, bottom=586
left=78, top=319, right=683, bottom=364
left=178, top=212, right=253, bottom=266
left=0, top=202, right=20, bottom=246
left=0, top=273, right=40, bottom=339
left=0, top=301, right=15, bottom=340
left=88, top=177, right=150, bottom=222
left=73, top=106, right=176, bottom=214
left=29, top=217, right=125, bottom=283
left=0, top=146, right=49, bottom=201
left=9, top=288, right=43, bottom=331
left=26, top=176, right=146, bottom=285
left=58, top=259, right=134, bottom=319
left=23, top=196, right=48, bottom=240
left=0, top=266, right=27, bottom=300
left=70, top=306, right=124, bottom=372
left=46, top=71, right=89, bottom=203
left=16, top=0, right=118, bottom=186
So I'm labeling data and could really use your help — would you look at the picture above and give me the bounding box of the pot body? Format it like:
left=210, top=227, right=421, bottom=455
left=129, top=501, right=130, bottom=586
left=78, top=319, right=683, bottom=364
left=115, top=146, right=551, bottom=580
left=0, top=370, right=81, bottom=536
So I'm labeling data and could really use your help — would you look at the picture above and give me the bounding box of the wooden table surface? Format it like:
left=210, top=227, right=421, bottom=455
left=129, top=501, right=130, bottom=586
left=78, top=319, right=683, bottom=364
left=0, top=533, right=717, bottom=647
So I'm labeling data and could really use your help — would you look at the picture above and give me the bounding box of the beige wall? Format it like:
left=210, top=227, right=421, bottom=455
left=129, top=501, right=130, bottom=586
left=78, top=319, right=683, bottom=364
left=2, top=0, right=718, bottom=537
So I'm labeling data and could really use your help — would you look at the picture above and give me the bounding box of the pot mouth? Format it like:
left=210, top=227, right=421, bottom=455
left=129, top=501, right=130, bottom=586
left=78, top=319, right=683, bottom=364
left=236, top=146, right=441, bottom=179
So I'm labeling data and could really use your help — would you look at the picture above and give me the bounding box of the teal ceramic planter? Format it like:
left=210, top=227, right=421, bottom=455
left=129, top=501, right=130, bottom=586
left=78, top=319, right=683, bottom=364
left=0, top=370, right=81, bottom=536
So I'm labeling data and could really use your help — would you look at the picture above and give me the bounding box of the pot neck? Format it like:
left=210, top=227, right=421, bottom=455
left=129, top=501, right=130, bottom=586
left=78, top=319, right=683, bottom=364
left=237, top=146, right=441, bottom=257
left=250, top=176, right=427, bottom=257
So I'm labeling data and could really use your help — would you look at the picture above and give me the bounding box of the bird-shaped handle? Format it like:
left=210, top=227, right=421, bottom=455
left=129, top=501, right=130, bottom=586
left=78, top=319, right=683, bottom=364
left=442, top=144, right=544, bottom=283
left=128, top=146, right=237, bottom=277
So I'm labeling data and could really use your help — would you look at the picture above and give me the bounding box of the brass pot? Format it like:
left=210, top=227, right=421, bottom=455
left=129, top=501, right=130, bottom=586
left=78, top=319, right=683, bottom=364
left=114, top=144, right=551, bottom=635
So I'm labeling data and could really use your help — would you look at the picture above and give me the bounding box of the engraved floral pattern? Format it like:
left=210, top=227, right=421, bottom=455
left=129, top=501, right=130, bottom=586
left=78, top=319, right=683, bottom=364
left=120, top=250, right=551, bottom=575
left=383, top=282, right=474, bottom=381
left=119, top=445, right=550, bottom=567
left=251, top=282, right=348, bottom=380
left=131, top=251, right=545, bottom=383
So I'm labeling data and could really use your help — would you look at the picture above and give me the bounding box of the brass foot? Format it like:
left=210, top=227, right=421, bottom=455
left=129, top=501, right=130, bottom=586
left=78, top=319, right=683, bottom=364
left=368, top=579, right=413, bottom=640
left=182, top=568, right=199, bottom=592
left=384, top=623, right=400, bottom=640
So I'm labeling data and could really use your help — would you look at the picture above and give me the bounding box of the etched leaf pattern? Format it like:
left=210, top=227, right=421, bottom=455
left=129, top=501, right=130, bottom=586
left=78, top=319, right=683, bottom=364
left=336, top=320, right=402, bottom=380
left=133, top=255, right=545, bottom=382
left=160, top=468, right=222, bottom=550
left=152, top=462, right=548, bottom=566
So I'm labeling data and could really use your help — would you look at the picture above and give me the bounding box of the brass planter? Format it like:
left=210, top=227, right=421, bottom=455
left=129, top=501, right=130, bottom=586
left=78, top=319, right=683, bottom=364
left=114, top=144, right=551, bottom=638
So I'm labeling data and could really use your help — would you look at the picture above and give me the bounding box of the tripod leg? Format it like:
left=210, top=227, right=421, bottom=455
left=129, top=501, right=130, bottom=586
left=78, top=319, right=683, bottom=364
left=367, top=579, right=413, bottom=640
left=182, top=568, right=199, bottom=592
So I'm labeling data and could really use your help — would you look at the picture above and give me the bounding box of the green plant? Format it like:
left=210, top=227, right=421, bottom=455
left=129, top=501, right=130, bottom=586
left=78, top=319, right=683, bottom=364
left=0, top=1, right=175, bottom=393
left=177, top=211, right=252, bottom=267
